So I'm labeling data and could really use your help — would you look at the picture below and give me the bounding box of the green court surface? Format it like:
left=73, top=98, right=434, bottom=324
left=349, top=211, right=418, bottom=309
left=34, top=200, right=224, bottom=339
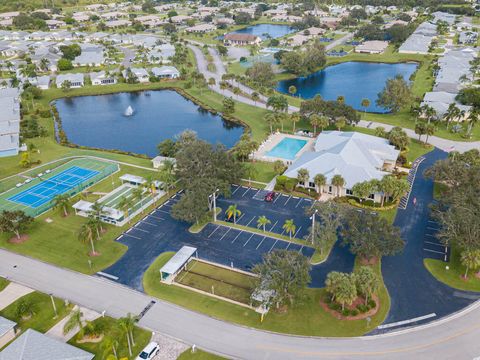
left=98, top=183, right=153, bottom=215
left=0, top=158, right=118, bottom=217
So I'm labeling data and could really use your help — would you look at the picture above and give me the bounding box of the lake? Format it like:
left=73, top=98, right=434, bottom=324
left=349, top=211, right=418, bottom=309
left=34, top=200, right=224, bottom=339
left=276, top=61, right=418, bottom=113
left=55, top=90, right=244, bottom=156
left=230, top=24, right=295, bottom=40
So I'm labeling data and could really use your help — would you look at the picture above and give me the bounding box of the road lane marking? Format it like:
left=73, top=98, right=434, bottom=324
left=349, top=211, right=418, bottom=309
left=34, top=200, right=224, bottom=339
left=378, top=313, right=437, bottom=329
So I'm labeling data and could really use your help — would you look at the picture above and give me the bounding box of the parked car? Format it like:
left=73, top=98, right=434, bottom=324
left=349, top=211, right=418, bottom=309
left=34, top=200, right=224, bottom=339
left=136, top=342, right=160, bottom=360
left=264, top=191, right=276, bottom=202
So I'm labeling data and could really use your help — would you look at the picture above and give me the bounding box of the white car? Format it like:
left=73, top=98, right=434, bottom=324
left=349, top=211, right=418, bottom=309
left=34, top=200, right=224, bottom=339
left=136, top=341, right=160, bottom=360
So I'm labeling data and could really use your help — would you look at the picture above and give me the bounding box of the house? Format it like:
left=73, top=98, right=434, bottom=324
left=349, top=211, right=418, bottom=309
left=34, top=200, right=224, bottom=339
left=223, top=33, right=261, bottom=46
left=271, top=15, right=302, bottom=22
left=0, top=316, right=16, bottom=348
left=431, top=11, right=456, bottom=25
left=122, top=67, right=149, bottom=83
left=151, top=66, right=180, bottom=79
left=46, top=19, right=66, bottom=29
left=100, top=11, right=126, bottom=21
left=90, top=71, right=116, bottom=85
left=56, top=73, right=84, bottom=88
left=458, top=31, right=478, bottom=44
left=0, top=87, right=20, bottom=158
left=355, top=40, right=389, bottom=54
left=283, top=131, right=399, bottom=201
left=105, top=19, right=130, bottom=28
left=74, top=45, right=105, bottom=67
left=215, top=17, right=235, bottom=26
left=170, top=15, right=192, bottom=24
left=185, top=23, right=216, bottom=33
left=0, top=12, right=20, bottom=20
left=0, top=328, right=94, bottom=360
left=398, top=22, right=437, bottom=54
left=152, top=155, right=176, bottom=169
left=136, top=15, right=164, bottom=27
left=303, top=27, right=326, bottom=36
left=286, top=34, right=312, bottom=46
left=421, top=91, right=471, bottom=119
left=27, top=75, right=50, bottom=90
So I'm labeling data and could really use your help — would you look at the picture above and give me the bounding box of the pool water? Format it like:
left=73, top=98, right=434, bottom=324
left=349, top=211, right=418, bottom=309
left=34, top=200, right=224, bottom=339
left=266, top=138, right=307, bottom=160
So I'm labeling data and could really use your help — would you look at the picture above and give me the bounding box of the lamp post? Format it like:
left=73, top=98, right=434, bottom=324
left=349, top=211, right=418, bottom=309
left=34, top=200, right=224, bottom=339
left=50, top=293, right=58, bottom=318
left=209, top=189, right=219, bottom=222
left=309, top=209, right=318, bottom=244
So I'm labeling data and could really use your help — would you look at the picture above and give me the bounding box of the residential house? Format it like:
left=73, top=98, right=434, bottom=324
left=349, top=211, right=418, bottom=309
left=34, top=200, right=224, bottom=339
left=56, top=73, right=84, bottom=88
left=421, top=91, right=470, bottom=119
left=185, top=23, right=216, bottom=33
left=90, top=71, right=116, bottom=85
left=105, top=19, right=131, bottom=28
left=46, top=19, right=66, bottom=29
left=0, top=316, right=16, bottom=349
left=151, top=66, right=180, bottom=79
left=355, top=40, right=389, bottom=54
left=0, top=87, right=20, bottom=158
left=170, top=15, right=192, bottom=24
left=283, top=131, right=399, bottom=201
left=458, top=31, right=478, bottom=44
left=398, top=21, right=437, bottom=54
left=223, top=33, right=261, bottom=46
left=122, top=67, right=149, bottom=83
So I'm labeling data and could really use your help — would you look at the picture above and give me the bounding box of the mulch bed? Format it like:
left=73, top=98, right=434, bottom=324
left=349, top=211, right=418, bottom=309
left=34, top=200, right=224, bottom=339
left=8, top=235, right=29, bottom=244
left=320, top=294, right=380, bottom=321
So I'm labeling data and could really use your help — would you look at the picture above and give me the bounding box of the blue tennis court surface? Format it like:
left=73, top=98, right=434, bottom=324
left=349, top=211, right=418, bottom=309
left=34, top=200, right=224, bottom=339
left=8, top=166, right=99, bottom=208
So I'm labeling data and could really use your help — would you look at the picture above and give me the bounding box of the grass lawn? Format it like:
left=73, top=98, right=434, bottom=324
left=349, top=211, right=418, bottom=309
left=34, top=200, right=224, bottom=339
left=176, top=260, right=255, bottom=304
left=0, top=277, right=9, bottom=292
left=246, top=161, right=276, bottom=183
left=143, top=252, right=389, bottom=336
left=178, top=348, right=227, bottom=360
left=69, top=316, right=152, bottom=360
left=0, top=291, right=71, bottom=333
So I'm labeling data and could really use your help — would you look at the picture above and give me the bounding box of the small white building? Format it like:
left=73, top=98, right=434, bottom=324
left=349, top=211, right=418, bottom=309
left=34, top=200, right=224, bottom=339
left=122, top=68, right=149, bottom=83
left=185, top=23, right=217, bottom=33
left=151, top=66, right=180, bottom=79
left=56, top=73, right=84, bottom=88
left=355, top=40, right=389, bottom=54
left=90, top=71, right=116, bottom=86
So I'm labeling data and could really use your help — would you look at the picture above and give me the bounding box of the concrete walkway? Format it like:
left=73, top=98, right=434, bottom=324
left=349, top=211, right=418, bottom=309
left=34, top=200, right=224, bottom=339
left=46, top=305, right=101, bottom=342
left=0, top=282, right=34, bottom=310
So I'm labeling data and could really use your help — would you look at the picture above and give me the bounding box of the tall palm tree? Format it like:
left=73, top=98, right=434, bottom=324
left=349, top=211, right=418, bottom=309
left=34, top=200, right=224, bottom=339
left=282, top=219, right=296, bottom=239
left=290, top=112, right=301, bottom=133
left=361, top=98, right=370, bottom=113
left=159, top=159, right=176, bottom=194
left=63, top=309, right=84, bottom=337
left=78, top=221, right=97, bottom=256
left=297, top=168, right=309, bottom=187
left=467, top=109, right=479, bottom=137
left=264, top=112, right=278, bottom=134
left=331, top=175, right=345, bottom=197
left=118, top=317, right=133, bottom=357
left=118, top=196, right=134, bottom=223
left=424, top=123, right=435, bottom=144
left=257, top=215, right=271, bottom=232
left=251, top=91, right=260, bottom=105
left=443, top=103, right=460, bottom=130
left=309, top=114, right=321, bottom=135
left=461, top=249, right=480, bottom=278
left=52, top=194, right=70, bottom=217
left=118, top=313, right=137, bottom=352
left=90, top=201, right=105, bottom=232
left=102, top=335, right=119, bottom=359
left=314, top=174, right=326, bottom=195
left=318, top=115, right=329, bottom=133
left=225, top=204, right=241, bottom=224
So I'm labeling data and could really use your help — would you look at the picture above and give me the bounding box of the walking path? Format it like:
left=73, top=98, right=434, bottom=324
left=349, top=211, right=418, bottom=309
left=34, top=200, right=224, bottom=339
left=1, top=249, right=480, bottom=359
left=188, top=44, right=480, bottom=153
left=46, top=305, right=101, bottom=342
left=325, top=32, right=354, bottom=51
left=0, top=282, right=33, bottom=310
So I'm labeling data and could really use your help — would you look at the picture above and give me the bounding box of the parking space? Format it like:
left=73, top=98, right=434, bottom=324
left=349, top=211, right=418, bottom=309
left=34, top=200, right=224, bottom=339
left=423, top=218, right=449, bottom=262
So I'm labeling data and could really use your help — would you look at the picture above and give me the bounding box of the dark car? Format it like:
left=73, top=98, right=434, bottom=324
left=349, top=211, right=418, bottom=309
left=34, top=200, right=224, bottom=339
left=264, top=191, right=276, bottom=202
left=224, top=214, right=235, bottom=222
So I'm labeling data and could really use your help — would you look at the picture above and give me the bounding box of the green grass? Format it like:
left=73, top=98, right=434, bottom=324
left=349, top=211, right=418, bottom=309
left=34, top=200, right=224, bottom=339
left=68, top=316, right=152, bottom=360
left=176, top=260, right=255, bottom=304
left=0, top=291, right=71, bottom=333
left=246, top=161, right=276, bottom=183
left=143, top=252, right=389, bottom=336
left=0, top=277, right=10, bottom=292
left=178, top=348, right=227, bottom=360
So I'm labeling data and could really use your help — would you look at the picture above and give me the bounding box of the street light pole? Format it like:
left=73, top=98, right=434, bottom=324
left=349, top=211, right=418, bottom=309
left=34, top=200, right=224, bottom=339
left=310, top=209, right=318, bottom=244
left=210, top=189, right=219, bottom=222
left=50, top=294, right=58, bottom=318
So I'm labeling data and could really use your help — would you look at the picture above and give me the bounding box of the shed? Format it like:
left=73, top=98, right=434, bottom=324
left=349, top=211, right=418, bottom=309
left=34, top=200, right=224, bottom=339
left=160, top=246, right=197, bottom=283
left=119, top=174, right=146, bottom=186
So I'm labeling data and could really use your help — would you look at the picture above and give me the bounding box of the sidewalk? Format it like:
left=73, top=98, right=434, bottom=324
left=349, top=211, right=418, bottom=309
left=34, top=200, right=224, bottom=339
left=46, top=305, right=101, bottom=341
left=0, top=282, right=34, bottom=310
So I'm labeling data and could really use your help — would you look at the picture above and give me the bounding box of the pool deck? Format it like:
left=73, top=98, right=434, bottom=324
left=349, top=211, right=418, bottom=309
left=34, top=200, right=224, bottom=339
left=251, top=132, right=315, bottom=164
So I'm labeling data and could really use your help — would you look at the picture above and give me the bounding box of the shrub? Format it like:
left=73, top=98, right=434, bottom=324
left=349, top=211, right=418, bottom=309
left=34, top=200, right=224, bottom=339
left=350, top=309, right=359, bottom=316
left=368, top=299, right=376, bottom=309
left=356, top=304, right=369, bottom=313
left=341, top=309, right=350, bottom=316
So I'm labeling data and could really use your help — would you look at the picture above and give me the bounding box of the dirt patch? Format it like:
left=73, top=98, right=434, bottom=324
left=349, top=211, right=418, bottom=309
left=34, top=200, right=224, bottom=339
left=359, top=257, right=379, bottom=266
left=8, top=234, right=29, bottom=244
left=88, top=251, right=101, bottom=257
left=320, top=294, right=380, bottom=321
left=76, top=334, right=104, bottom=344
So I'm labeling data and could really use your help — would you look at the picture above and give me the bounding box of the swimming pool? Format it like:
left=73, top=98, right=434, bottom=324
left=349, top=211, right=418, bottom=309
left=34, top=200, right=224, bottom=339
left=266, top=138, right=307, bottom=160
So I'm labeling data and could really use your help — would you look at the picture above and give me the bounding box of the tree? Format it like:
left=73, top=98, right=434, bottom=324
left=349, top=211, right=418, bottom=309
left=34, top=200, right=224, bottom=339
left=235, top=12, right=252, bottom=25
left=63, top=309, right=84, bottom=337
left=297, top=168, right=309, bottom=187
left=335, top=117, right=346, bottom=131
left=325, top=271, right=357, bottom=310
left=61, top=80, right=71, bottom=93
left=466, top=109, right=479, bottom=137
left=424, top=122, right=435, bottom=144
left=273, top=160, right=286, bottom=175
left=158, top=159, right=176, bottom=194
left=257, top=215, right=271, bottom=232
left=461, top=249, right=480, bottom=278
left=60, top=44, right=81, bottom=60
left=288, top=85, right=297, bottom=97
left=57, top=58, right=73, bottom=71
left=443, top=103, right=462, bottom=130
left=337, top=95, right=345, bottom=104
left=352, top=181, right=373, bottom=203
left=378, top=176, right=409, bottom=207
left=0, top=210, right=33, bottom=240
left=307, top=201, right=344, bottom=254
left=264, top=112, right=278, bottom=134
left=118, top=196, right=133, bottom=223
left=282, top=219, right=296, bottom=239
left=52, top=194, right=70, bottom=217
left=245, top=62, right=275, bottom=87
left=361, top=98, right=370, bottom=113
left=15, top=298, right=35, bottom=320
left=252, top=249, right=311, bottom=308
left=331, top=175, right=345, bottom=197
left=309, top=114, right=321, bottom=135
left=118, top=314, right=137, bottom=357
left=290, top=112, right=300, bottom=133
left=355, top=266, right=379, bottom=304
left=225, top=204, right=241, bottom=224
left=78, top=221, right=97, bottom=255
left=313, top=174, right=326, bottom=195
left=251, top=92, right=260, bottom=105
left=266, top=95, right=288, bottom=113
left=157, top=138, right=176, bottom=157
left=222, top=96, right=235, bottom=115
left=388, top=126, right=409, bottom=150
left=102, top=336, right=119, bottom=360
left=376, top=75, right=413, bottom=113
left=341, top=209, right=404, bottom=261
left=415, top=121, right=427, bottom=142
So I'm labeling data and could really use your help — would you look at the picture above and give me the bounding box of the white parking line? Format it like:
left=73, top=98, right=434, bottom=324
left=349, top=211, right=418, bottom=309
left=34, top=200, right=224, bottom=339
left=284, top=195, right=292, bottom=206
left=293, top=226, right=302, bottom=238
left=285, top=242, right=291, bottom=250
left=148, top=215, right=165, bottom=221
left=141, top=221, right=158, bottom=227
left=236, top=213, right=245, bottom=223
left=246, top=216, right=256, bottom=227
left=243, top=233, right=255, bottom=247
left=425, top=241, right=444, bottom=247
left=219, top=227, right=231, bottom=242
left=269, top=220, right=278, bottom=232
left=269, top=239, right=278, bottom=252
left=298, top=245, right=304, bottom=253
left=156, top=209, right=170, bottom=214
left=428, top=220, right=438, bottom=224
left=256, top=236, right=266, bottom=250
left=273, top=195, right=281, bottom=204
left=378, top=313, right=436, bottom=329
left=134, top=227, right=149, bottom=233
left=232, top=186, right=240, bottom=195
left=123, top=233, right=141, bottom=240
left=427, top=226, right=439, bottom=231
left=242, top=187, right=250, bottom=197
left=424, top=248, right=446, bottom=255
left=295, top=198, right=303, bottom=208
left=425, top=233, right=436, bottom=237
left=231, top=231, right=242, bottom=244
left=208, top=225, right=220, bottom=238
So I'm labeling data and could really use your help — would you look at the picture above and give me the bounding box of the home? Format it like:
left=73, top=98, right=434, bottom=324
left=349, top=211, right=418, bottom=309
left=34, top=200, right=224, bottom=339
left=85, top=3, right=106, bottom=11
left=90, top=71, right=116, bottom=85
left=271, top=15, right=302, bottom=22
left=136, top=15, right=164, bottom=27
left=0, top=316, right=16, bottom=348
left=170, top=15, right=192, bottom=24
left=72, top=12, right=91, bottom=22
left=215, top=17, right=235, bottom=26
left=27, top=75, right=51, bottom=90
left=458, top=31, right=478, bottom=44
left=303, top=27, right=326, bottom=36
left=421, top=91, right=470, bottom=119
left=234, top=8, right=256, bottom=17
left=283, top=131, right=399, bottom=201
left=185, top=23, right=217, bottom=33
left=0, top=329, right=94, bottom=360
left=198, top=6, right=220, bottom=16
left=0, top=12, right=20, bottom=20
left=46, top=19, right=66, bottom=29
left=56, top=73, right=84, bottom=88
left=286, top=34, right=312, bottom=47
left=105, top=19, right=131, bottom=28
left=0, top=87, right=20, bottom=158
left=122, top=67, right=149, bottom=83
left=152, top=155, right=176, bottom=169
left=355, top=40, right=389, bottom=54
left=151, top=66, right=180, bottom=79
left=223, top=33, right=261, bottom=46
left=100, top=11, right=126, bottom=21
left=319, top=17, right=341, bottom=29
left=74, top=45, right=105, bottom=67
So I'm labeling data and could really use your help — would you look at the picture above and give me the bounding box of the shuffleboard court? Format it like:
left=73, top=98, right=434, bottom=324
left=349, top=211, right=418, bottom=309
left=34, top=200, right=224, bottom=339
left=8, top=166, right=99, bottom=208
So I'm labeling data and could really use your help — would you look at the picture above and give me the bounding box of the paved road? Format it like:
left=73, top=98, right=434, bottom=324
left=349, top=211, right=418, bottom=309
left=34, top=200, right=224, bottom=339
left=189, top=44, right=480, bottom=153
left=121, top=46, right=135, bottom=67
left=2, top=249, right=480, bottom=359
left=325, top=32, right=354, bottom=51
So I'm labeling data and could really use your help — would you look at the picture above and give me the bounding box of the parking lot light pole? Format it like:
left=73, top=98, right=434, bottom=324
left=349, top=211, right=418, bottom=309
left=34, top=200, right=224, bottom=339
left=50, top=293, right=58, bottom=318
left=210, top=189, right=219, bottom=222
left=310, top=209, right=318, bottom=244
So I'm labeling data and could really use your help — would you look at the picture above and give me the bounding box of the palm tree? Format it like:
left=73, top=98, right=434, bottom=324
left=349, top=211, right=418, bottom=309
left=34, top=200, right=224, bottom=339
left=318, top=115, right=329, bottom=133
left=309, top=114, right=321, bottom=135
left=331, top=174, right=345, bottom=197
left=102, top=335, right=119, bottom=359
left=251, top=91, right=260, bottom=105
left=118, top=313, right=137, bottom=354
left=461, top=249, right=480, bottom=278
left=424, top=123, right=435, bottom=144
left=118, top=317, right=133, bottom=357
left=288, top=85, right=297, bottom=97
left=52, top=194, right=70, bottom=217
left=132, top=187, right=144, bottom=213
left=466, top=109, right=479, bottom=137
left=90, top=201, right=105, bottom=232
left=361, top=98, right=370, bottom=113
left=78, top=221, right=97, bottom=256
left=63, top=309, right=84, bottom=337
left=118, top=196, right=133, bottom=223
left=257, top=215, right=271, bottom=232
left=282, top=219, right=296, bottom=239
left=337, top=95, right=345, bottom=104
left=415, top=121, right=427, bottom=142
left=443, top=103, right=461, bottom=130
left=297, top=168, right=309, bottom=187
left=290, top=112, right=300, bottom=133
left=314, top=173, right=326, bottom=195
left=335, top=117, right=347, bottom=131
left=225, top=204, right=241, bottom=224
left=264, top=112, right=278, bottom=134
left=159, top=159, right=176, bottom=194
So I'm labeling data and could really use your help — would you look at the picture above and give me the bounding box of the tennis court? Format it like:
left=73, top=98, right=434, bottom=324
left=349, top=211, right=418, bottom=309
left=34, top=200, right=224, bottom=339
left=8, top=166, right=99, bottom=208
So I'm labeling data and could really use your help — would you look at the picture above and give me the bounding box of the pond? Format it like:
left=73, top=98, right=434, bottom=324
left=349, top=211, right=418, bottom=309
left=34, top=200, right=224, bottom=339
left=230, top=24, right=295, bottom=40
left=55, top=90, right=244, bottom=157
left=276, top=61, right=418, bottom=113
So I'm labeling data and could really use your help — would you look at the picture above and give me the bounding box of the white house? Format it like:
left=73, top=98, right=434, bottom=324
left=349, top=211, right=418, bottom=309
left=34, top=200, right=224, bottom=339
left=56, top=73, right=84, bottom=88
left=355, top=40, right=389, bottom=54
left=151, top=66, right=180, bottom=79
left=90, top=71, right=116, bottom=85
left=283, top=131, right=399, bottom=201
left=122, top=67, right=149, bottom=83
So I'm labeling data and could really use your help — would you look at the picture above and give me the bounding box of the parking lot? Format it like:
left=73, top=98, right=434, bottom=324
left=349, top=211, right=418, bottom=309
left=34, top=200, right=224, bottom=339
left=423, top=216, right=449, bottom=262
left=99, top=188, right=319, bottom=290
